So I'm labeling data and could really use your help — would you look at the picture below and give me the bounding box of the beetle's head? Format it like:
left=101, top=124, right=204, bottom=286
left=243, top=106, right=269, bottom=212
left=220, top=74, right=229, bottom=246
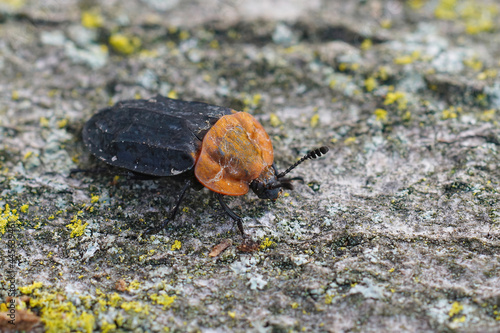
left=250, top=146, right=329, bottom=200
left=250, top=165, right=288, bottom=200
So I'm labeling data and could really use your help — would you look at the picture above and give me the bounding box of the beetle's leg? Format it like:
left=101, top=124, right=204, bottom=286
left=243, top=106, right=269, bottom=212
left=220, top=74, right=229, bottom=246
left=143, top=179, right=191, bottom=235
left=168, top=179, right=191, bottom=221
left=215, top=193, right=245, bottom=237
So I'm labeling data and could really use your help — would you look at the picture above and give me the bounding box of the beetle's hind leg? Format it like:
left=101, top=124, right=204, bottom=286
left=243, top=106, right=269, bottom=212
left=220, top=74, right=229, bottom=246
left=142, top=179, right=191, bottom=236
left=216, top=193, right=245, bottom=237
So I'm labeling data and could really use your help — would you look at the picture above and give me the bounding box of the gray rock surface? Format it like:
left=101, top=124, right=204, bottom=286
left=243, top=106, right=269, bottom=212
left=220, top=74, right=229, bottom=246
left=0, top=0, right=499, bottom=332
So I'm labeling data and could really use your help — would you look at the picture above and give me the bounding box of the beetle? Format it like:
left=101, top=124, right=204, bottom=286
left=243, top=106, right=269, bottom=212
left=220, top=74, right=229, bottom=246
left=83, top=95, right=328, bottom=236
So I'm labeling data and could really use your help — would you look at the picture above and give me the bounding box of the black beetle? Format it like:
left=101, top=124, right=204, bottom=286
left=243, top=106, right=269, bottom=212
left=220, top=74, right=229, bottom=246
left=83, top=95, right=328, bottom=235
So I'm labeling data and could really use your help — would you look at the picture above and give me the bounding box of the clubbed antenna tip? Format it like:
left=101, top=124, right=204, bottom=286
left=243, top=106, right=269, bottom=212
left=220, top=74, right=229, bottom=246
left=277, top=146, right=329, bottom=179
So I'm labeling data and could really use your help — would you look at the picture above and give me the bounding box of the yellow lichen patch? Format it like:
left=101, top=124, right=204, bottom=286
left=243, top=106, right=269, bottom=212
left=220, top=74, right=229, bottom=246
left=17, top=288, right=95, bottom=333
left=252, top=93, right=262, bottom=106
left=42, top=309, right=95, bottom=333
left=101, top=320, right=117, bottom=333
left=11, top=90, right=19, bottom=100
left=90, top=194, right=99, bottom=204
left=465, top=20, right=494, bottom=35
left=449, top=301, right=464, bottom=317
left=360, top=39, right=372, bottom=51
left=19, top=282, right=43, bottom=295
left=380, top=19, right=392, bottom=29
left=260, top=237, right=274, bottom=250
left=310, top=114, right=319, bottom=128
left=394, top=55, right=414, bottom=65
left=338, top=63, right=348, bottom=71
left=23, top=151, right=32, bottom=160
left=126, top=280, right=141, bottom=291
left=77, top=312, right=95, bottom=333
left=325, top=294, right=334, bottom=305
left=150, top=293, right=176, bottom=309
left=374, top=109, right=388, bottom=121
left=109, top=34, right=141, bottom=55
left=210, top=39, right=219, bottom=49
left=57, top=119, right=68, bottom=128
left=107, top=293, right=122, bottom=307
left=435, top=0, right=498, bottom=35
left=139, top=48, right=159, bottom=58
left=364, top=77, right=377, bottom=92
left=402, top=110, right=412, bottom=121
left=121, top=301, right=150, bottom=314
left=269, top=113, right=281, bottom=127
left=442, top=106, right=458, bottom=119
left=96, top=298, right=107, bottom=312
left=0, top=203, right=20, bottom=235
left=167, top=90, right=178, bottom=99
left=179, top=30, right=190, bottom=40
left=39, top=117, right=50, bottom=127
left=81, top=9, right=103, bottom=29
left=171, top=240, right=182, bottom=251
left=477, top=69, right=498, bottom=80
left=384, top=91, right=407, bottom=110
left=344, top=137, right=356, bottom=145
left=66, top=214, right=88, bottom=238
left=463, top=57, right=483, bottom=71
left=461, top=2, right=497, bottom=34
left=479, top=109, right=495, bottom=122
left=47, top=89, right=58, bottom=98
left=377, top=66, right=389, bottom=81
left=475, top=93, right=488, bottom=106
left=434, top=0, right=457, bottom=20
left=407, top=0, right=426, bottom=10
left=394, top=50, right=421, bottom=65
left=1, top=0, right=26, bottom=9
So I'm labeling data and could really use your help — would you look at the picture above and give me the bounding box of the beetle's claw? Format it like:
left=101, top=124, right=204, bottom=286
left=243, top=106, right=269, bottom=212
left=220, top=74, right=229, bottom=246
left=237, top=219, right=246, bottom=238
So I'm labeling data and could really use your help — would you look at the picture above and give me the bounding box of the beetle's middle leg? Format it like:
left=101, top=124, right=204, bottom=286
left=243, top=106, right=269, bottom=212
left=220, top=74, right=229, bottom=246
left=216, top=193, right=245, bottom=237
left=143, top=179, right=191, bottom=235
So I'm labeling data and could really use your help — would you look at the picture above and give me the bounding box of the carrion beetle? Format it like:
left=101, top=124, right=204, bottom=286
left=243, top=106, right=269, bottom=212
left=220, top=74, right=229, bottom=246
left=83, top=95, right=328, bottom=236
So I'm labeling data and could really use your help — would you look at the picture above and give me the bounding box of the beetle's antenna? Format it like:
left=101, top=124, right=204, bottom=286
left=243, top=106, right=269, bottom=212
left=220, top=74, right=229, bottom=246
left=277, top=146, right=329, bottom=179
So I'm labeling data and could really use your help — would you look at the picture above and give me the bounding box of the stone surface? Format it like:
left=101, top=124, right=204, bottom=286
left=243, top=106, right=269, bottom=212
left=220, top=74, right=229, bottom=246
left=0, top=0, right=499, bottom=332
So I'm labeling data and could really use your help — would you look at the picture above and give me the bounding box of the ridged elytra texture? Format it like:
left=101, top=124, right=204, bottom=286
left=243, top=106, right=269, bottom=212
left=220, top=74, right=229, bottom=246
left=83, top=95, right=233, bottom=176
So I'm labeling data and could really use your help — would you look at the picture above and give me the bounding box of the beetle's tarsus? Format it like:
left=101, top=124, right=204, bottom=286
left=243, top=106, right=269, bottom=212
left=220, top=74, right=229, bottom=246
left=237, top=219, right=246, bottom=239
left=216, top=193, right=245, bottom=236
